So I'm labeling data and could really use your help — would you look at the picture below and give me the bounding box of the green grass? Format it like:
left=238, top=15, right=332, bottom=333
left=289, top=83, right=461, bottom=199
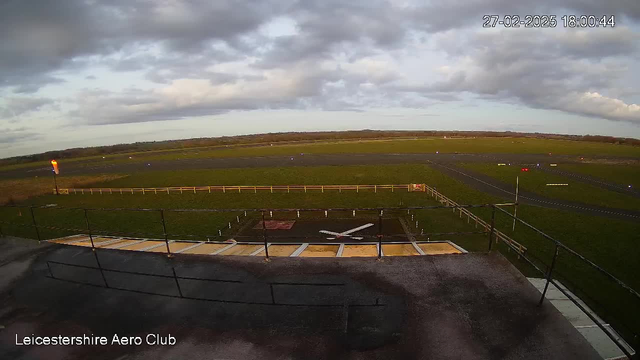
left=560, top=163, right=639, bottom=188
left=5, top=137, right=639, bottom=172
left=459, top=163, right=640, bottom=211
left=2, top=164, right=639, bottom=345
left=104, top=137, right=640, bottom=162
left=99, top=165, right=433, bottom=187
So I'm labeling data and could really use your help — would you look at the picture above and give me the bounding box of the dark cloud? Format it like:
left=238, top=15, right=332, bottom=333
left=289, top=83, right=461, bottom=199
left=1, top=97, right=56, bottom=118
left=0, top=127, right=40, bottom=145
left=411, top=0, right=640, bottom=32
left=1, top=0, right=639, bottom=127
left=417, top=28, right=640, bottom=122
left=0, top=0, right=283, bottom=91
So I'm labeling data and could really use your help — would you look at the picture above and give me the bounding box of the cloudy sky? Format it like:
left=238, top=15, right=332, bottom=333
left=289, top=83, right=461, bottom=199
left=1, top=0, right=640, bottom=157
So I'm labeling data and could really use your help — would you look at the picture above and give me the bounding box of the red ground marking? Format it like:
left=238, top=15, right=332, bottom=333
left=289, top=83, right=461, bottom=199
left=253, top=220, right=296, bottom=230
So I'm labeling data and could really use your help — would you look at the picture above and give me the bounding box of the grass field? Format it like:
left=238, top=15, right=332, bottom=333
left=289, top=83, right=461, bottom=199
left=3, top=137, right=640, bottom=172
left=560, top=163, right=639, bottom=188
left=459, top=163, right=640, bottom=210
left=1, top=163, right=639, bottom=344
left=0, top=174, right=127, bottom=205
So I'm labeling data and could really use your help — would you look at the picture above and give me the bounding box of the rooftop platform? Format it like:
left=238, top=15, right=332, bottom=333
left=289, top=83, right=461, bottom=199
left=0, top=237, right=601, bottom=359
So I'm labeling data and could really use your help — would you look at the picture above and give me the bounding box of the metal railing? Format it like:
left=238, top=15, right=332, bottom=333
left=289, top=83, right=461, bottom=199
left=491, top=204, right=637, bottom=359
left=422, top=185, right=527, bottom=256
left=2, top=200, right=636, bottom=356
left=0, top=203, right=516, bottom=260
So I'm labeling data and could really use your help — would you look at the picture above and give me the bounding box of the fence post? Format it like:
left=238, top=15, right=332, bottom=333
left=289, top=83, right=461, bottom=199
left=539, top=244, right=560, bottom=306
left=160, top=210, right=172, bottom=257
left=377, top=212, right=383, bottom=260
left=262, top=211, right=269, bottom=260
left=84, top=209, right=95, bottom=251
left=29, top=207, right=42, bottom=243
left=487, top=206, right=496, bottom=251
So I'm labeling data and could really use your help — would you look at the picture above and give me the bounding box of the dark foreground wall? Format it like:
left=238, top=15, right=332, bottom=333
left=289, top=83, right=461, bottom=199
left=0, top=237, right=600, bottom=360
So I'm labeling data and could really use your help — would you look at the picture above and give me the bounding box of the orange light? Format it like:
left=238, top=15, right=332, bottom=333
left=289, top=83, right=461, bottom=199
left=51, top=159, right=59, bottom=174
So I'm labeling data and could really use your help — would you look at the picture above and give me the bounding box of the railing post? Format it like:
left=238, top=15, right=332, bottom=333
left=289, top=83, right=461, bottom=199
left=160, top=210, right=172, bottom=257
left=172, top=267, right=183, bottom=297
left=92, top=249, right=109, bottom=287
left=29, top=206, right=42, bottom=243
left=487, top=205, right=496, bottom=251
left=377, top=211, right=383, bottom=259
left=539, top=244, right=560, bottom=306
left=262, top=211, right=269, bottom=260
left=84, top=209, right=95, bottom=251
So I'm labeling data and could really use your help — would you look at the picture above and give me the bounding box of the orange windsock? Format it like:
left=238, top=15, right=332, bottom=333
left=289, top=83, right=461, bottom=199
left=51, top=160, right=59, bottom=175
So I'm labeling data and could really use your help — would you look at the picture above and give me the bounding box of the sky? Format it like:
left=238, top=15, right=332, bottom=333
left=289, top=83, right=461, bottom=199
left=1, top=0, right=640, bottom=158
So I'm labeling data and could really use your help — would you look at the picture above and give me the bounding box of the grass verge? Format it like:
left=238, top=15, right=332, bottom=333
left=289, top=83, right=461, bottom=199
left=458, top=163, right=640, bottom=210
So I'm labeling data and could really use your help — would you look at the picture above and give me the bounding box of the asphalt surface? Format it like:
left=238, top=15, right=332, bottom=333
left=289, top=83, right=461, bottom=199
left=2, top=152, right=638, bottom=220
left=235, top=218, right=406, bottom=243
left=0, top=152, right=627, bottom=179
left=428, top=162, right=640, bottom=221
left=0, top=237, right=601, bottom=360
left=538, top=166, right=640, bottom=198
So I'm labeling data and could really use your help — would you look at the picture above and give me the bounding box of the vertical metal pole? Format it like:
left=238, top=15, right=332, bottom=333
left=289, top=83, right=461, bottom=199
left=270, top=283, right=275, bottom=304
left=53, top=171, right=59, bottom=195
left=29, top=207, right=41, bottom=243
left=487, top=206, right=496, bottom=251
left=262, top=211, right=269, bottom=260
left=160, top=210, right=171, bottom=256
left=84, top=209, right=95, bottom=250
left=377, top=212, right=383, bottom=259
left=92, top=250, right=109, bottom=287
left=172, top=267, right=183, bottom=297
left=513, top=176, right=519, bottom=231
left=46, top=261, right=54, bottom=278
left=539, top=244, right=560, bottom=306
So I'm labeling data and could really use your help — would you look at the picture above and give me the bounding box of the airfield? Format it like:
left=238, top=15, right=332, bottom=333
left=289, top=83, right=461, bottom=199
left=0, top=137, right=638, bottom=359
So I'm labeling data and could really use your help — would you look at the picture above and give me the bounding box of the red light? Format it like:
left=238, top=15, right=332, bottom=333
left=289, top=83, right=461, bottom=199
left=521, top=168, right=529, bottom=172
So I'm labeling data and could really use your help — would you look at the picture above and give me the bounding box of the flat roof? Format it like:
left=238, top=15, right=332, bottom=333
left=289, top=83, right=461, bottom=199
left=1, top=238, right=600, bottom=359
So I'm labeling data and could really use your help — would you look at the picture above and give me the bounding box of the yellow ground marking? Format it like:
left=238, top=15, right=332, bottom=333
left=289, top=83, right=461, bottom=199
left=382, top=244, right=420, bottom=256
left=101, top=240, right=142, bottom=249
left=341, top=244, right=378, bottom=257
left=167, top=242, right=199, bottom=253
left=148, top=242, right=172, bottom=253
left=50, top=236, right=90, bottom=244
left=418, top=243, right=462, bottom=255
left=121, top=241, right=161, bottom=251
left=219, top=244, right=264, bottom=256
left=254, top=244, right=299, bottom=257
left=299, top=245, right=340, bottom=257
left=181, top=243, right=229, bottom=254
left=70, top=237, right=115, bottom=247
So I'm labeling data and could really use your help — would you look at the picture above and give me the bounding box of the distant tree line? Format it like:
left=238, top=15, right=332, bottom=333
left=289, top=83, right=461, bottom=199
left=1, top=130, right=638, bottom=166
